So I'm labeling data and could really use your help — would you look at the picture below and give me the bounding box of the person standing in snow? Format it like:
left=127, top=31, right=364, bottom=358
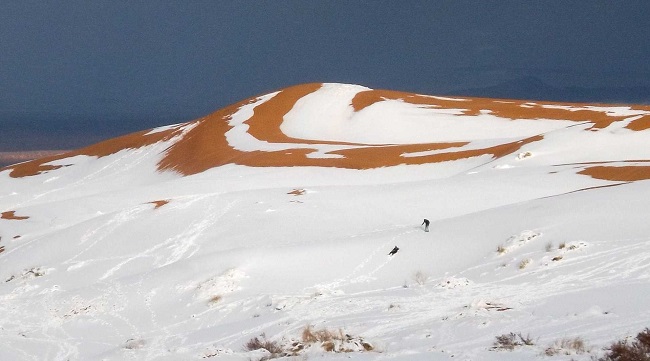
left=422, top=219, right=430, bottom=232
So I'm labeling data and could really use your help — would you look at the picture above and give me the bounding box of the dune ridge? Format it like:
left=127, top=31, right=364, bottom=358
left=2, top=83, right=649, bottom=181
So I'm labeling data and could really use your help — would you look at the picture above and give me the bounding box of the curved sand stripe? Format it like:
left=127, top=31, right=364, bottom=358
left=351, top=88, right=650, bottom=130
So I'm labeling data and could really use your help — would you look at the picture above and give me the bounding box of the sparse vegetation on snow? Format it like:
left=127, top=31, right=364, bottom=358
left=490, top=332, right=535, bottom=351
left=544, top=337, right=588, bottom=356
left=597, top=328, right=650, bottom=361
left=243, top=326, right=375, bottom=360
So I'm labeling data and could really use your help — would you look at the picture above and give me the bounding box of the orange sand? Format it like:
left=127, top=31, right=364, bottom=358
left=1, top=211, right=30, bottom=220
left=288, top=189, right=306, bottom=196
left=626, top=115, right=650, bottom=131
left=149, top=200, right=170, bottom=209
left=579, top=166, right=650, bottom=182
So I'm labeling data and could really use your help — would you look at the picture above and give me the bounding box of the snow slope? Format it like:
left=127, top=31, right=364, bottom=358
left=1, top=83, right=650, bottom=360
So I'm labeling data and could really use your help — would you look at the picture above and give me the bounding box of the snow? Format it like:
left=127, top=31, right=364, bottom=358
left=0, top=83, right=649, bottom=360
left=540, top=104, right=647, bottom=117
left=280, top=83, right=577, bottom=144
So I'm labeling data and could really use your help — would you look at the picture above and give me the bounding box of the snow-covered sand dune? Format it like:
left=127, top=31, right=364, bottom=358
left=1, top=83, right=649, bottom=360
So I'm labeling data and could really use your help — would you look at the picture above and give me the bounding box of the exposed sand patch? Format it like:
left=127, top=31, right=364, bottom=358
left=149, top=200, right=170, bottom=209
left=579, top=165, right=650, bottom=182
left=626, top=115, right=650, bottom=131
left=288, top=189, right=306, bottom=196
left=1, top=211, right=30, bottom=220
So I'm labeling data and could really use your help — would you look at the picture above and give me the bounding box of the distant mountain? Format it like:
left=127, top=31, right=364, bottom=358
left=446, top=75, right=650, bottom=104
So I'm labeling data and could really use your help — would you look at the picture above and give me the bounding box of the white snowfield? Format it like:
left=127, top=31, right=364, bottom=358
left=1, top=83, right=649, bottom=360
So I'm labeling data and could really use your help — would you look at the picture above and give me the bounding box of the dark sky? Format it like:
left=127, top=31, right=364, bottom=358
left=2, top=1, right=649, bottom=151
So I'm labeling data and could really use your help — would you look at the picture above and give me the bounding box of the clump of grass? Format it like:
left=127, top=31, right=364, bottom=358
left=497, top=245, right=507, bottom=254
left=25, top=268, right=46, bottom=277
left=559, top=242, right=566, bottom=250
left=491, top=332, right=535, bottom=351
left=518, top=259, right=531, bottom=270
left=302, top=325, right=344, bottom=344
left=597, top=328, right=650, bottom=361
left=552, top=255, right=563, bottom=262
left=5, top=267, right=47, bottom=283
left=243, top=327, right=376, bottom=359
left=544, top=337, right=587, bottom=356
left=302, top=325, right=374, bottom=353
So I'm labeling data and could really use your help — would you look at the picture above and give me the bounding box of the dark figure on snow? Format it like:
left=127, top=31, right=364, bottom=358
left=422, top=219, right=430, bottom=232
left=388, top=246, right=399, bottom=256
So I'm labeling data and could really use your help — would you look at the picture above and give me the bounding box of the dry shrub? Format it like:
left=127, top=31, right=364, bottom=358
left=302, top=325, right=344, bottom=343
left=244, top=333, right=283, bottom=358
left=518, top=259, right=531, bottom=270
left=301, top=325, right=374, bottom=353
left=497, top=245, right=507, bottom=254
left=544, top=337, right=587, bottom=356
left=244, top=326, right=376, bottom=359
left=491, top=332, right=534, bottom=351
left=322, top=340, right=335, bottom=352
left=598, top=328, right=650, bottom=361
left=545, top=242, right=553, bottom=252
